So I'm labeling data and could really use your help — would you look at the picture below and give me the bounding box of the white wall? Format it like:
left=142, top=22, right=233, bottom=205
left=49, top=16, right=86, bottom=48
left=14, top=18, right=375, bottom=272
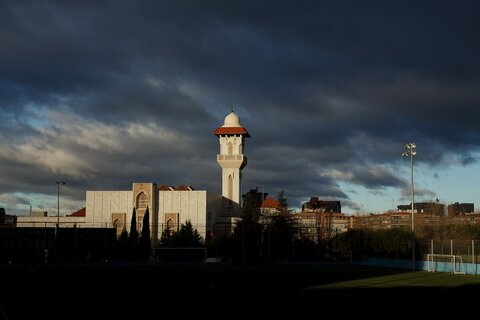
left=158, top=190, right=207, bottom=239
left=85, top=191, right=133, bottom=228
left=84, top=189, right=223, bottom=242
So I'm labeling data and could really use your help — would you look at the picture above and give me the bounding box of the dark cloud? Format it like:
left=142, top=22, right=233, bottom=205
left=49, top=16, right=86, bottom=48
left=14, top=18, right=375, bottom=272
left=408, top=188, right=437, bottom=201
left=1, top=0, right=480, bottom=213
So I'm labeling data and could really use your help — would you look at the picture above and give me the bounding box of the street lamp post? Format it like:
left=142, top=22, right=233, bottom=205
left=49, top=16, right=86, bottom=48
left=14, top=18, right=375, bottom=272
left=56, top=181, right=65, bottom=231
left=402, top=143, right=416, bottom=270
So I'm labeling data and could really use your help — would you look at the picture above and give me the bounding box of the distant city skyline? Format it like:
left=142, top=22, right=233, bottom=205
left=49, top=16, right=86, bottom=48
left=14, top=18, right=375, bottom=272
left=1, top=1, right=480, bottom=215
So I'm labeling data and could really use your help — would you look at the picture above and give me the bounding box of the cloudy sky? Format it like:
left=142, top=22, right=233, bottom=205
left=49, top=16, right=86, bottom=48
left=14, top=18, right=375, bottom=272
left=1, top=0, right=480, bottom=216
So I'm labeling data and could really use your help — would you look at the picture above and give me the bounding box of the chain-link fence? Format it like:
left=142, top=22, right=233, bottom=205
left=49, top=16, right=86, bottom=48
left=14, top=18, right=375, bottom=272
left=418, top=239, right=480, bottom=264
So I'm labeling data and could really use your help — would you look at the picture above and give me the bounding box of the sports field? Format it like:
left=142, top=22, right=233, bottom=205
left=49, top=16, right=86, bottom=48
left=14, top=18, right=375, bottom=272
left=1, top=263, right=479, bottom=319
left=309, top=268, right=480, bottom=289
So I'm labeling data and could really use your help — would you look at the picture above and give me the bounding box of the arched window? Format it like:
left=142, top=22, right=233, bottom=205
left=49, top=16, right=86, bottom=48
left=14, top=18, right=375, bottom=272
left=228, top=174, right=233, bottom=200
left=166, top=218, right=176, bottom=231
left=113, top=219, right=122, bottom=230
left=228, top=142, right=233, bottom=155
left=137, top=192, right=149, bottom=209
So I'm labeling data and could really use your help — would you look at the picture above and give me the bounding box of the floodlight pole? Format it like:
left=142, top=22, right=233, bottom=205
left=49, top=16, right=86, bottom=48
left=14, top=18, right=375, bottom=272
left=409, top=149, right=415, bottom=271
left=402, top=143, right=416, bottom=270
left=56, top=181, right=65, bottom=232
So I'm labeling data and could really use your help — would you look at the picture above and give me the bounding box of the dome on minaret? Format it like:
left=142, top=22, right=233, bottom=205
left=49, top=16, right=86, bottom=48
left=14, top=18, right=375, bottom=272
left=214, top=110, right=250, bottom=137
left=223, top=111, right=241, bottom=127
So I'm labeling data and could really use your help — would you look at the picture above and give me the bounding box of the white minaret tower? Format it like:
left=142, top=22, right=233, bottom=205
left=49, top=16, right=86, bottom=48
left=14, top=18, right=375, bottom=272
left=214, top=109, right=250, bottom=207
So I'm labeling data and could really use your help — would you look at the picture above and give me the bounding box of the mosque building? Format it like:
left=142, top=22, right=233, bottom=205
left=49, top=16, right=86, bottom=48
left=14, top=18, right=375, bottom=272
left=17, top=110, right=250, bottom=244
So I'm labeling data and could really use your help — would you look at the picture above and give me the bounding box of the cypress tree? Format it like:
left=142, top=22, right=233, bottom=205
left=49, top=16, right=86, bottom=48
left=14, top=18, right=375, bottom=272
left=129, top=207, right=137, bottom=261
left=139, top=206, right=151, bottom=262
left=276, top=189, right=288, bottom=211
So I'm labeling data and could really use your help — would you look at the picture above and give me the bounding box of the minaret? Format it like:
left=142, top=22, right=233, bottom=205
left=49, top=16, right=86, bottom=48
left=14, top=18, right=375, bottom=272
left=214, top=109, right=250, bottom=207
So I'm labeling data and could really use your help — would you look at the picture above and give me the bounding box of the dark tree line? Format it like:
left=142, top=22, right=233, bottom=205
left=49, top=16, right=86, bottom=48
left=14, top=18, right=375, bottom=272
left=159, top=220, right=203, bottom=248
left=210, top=190, right=300, bottom=265
left=207, top=190, right=480, bottom=265
left=155, top=220, right=204, bottom=263
left=332, top=228, right=412, bottom=261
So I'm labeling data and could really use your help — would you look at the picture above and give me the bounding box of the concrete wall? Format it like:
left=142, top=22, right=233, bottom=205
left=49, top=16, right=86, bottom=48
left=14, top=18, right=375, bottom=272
left=85, top=191, right=133, bottom=228
left=157, top=190, right=207, bottom=240
left=82, top=189, right=227, bottom=243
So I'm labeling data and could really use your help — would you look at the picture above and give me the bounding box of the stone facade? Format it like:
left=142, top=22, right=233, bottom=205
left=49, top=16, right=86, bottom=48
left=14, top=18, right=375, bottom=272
left=85, top=190, right=132, bottom=229
left=84, top=184, right=223, bottom=243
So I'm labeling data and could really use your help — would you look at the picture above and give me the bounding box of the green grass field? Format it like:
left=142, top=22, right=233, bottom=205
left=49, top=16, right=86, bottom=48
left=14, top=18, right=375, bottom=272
left=1, top=264, right=479, bottom=319
left=308, top=269, right=480, bottom=289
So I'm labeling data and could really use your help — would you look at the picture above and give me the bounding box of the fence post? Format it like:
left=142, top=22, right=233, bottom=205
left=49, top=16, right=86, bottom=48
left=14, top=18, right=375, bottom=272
left=473, top=239, right=476, bottom=276
left=450, top=239, right=454, bottom=274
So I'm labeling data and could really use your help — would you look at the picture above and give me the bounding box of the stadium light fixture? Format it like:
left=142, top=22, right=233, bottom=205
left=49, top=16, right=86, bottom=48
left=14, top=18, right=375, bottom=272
left=402, top=143, right=416, bottom=270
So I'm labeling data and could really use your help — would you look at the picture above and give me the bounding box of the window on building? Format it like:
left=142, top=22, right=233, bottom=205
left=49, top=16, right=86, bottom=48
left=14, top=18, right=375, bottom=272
left=228, top=174, right=233, bottom=200
left=166, top=218, right=176, bottom=232
left=113, top=219, right=122, bottom=230
left=137, top=192, right=149, bottom=209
